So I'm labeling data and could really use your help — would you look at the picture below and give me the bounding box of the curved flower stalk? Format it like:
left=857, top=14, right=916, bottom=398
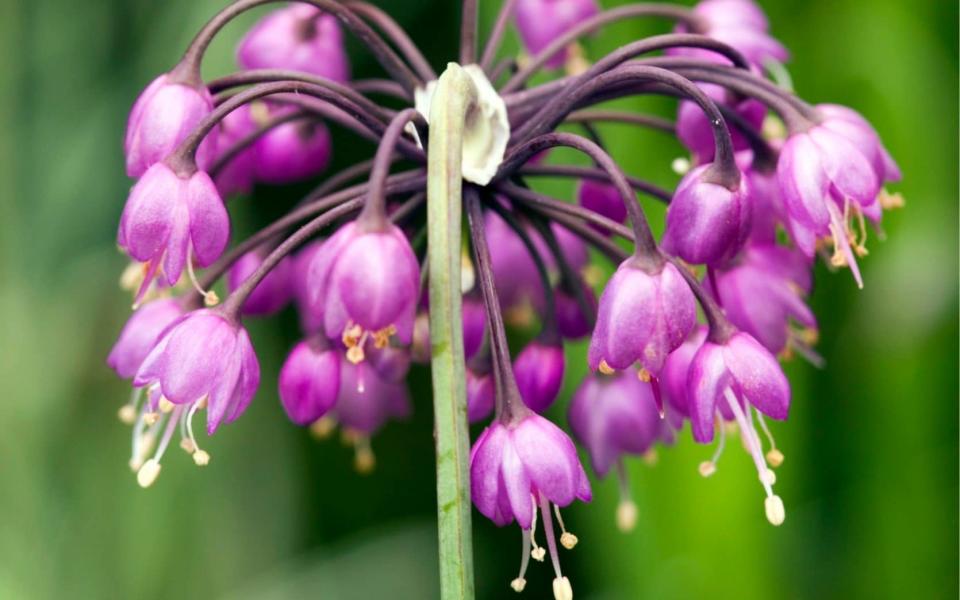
left=106, top=0, right=901, bottom=598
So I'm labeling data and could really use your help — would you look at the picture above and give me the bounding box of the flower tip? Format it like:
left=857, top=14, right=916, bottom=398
left=136, top=458, right=161, bottom=488
left=765, top=495, right=786, bottom=526
left=552, top=576, right=573, bottom=600
left=616, top=499, right=638, bottom=533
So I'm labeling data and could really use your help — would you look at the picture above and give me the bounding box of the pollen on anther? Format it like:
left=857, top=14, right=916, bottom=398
left=136, top=459, right=162, bottom=488
left=530, top=546, right=546, bottom=562
left=118, top=405, right=137, bottom=425
left=560, top=532, right=578, bottom=550
left=616, top=499, right=638, bottom=532
left=346, top=345, right=365, bottom=364
left=193, top=450, right=210, bottom=466
left=598, top=360, right=615, bottom=375
left=636, top=368, right=651, bottom=383
left=698, top=461, right=717, bottom=477
left=143, top=412, right=160, bottom=426
left=765, top=495, right=786, bottom=526
left=552, top=576, right=573, bottom=600
left=180, top=438, right=197, bottom=454
left=510, top=578, right=527, bottom=593
left=159, top=397, right=175, bottom=413
left=766, top=448, right=784, bottom=467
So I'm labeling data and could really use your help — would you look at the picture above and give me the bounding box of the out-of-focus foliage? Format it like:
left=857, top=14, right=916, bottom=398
left=0, top=0, right=955, bottom=598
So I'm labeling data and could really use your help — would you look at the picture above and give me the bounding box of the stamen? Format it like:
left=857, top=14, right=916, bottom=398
left=136, top=407, right=182, bottom=488
left=158, top=397, right=174, bottom=414
left=878, top=188, right=905, bottom=210
left=529, top=498, right=545, bottom=562
left=552, top=577, right=573, bottom=600
left=118, top=388, right=143, bottom=425
left=537, top=495, right=564, bottom=580
left=598, top=360, right=615, bottom=375
left=671, top=156, right=691, bottom=175
left=827, top=200, right=863, bottom=288
left=642, top=449, right=658, bottom=465
left=615, top=462, right=637, bottom=532
left=185, top=400, right=209, bottom=466
left=310, top=416, right=336, bottom=439
left=512, top=528, right=533, bottom=593
left=755, top=410, right=784, bottom=468
left=342, top=323, right=363, bottom=347
left=373, top=325, right=397, bottom=349
left=354, top=436, right=376, bottom=474
left=699, top=417, right=727, bottom=477
left=346, top=330, right=370, bottom=364
left=186, top=247, right=219, bottom=306
left=553, top=505, right=578, bottom=550
left=636, top=368, right=651, bottom=383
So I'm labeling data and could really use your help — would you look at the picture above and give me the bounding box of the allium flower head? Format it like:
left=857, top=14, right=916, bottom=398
left=125, top=73, right=217, bottom=178
left=237, top=5, right=350, bottom=82
left=107, top=298, right=184, bottom=380
left=515, top=0, right=600, bottom=69
left=588, top=259, right=697, bottom=376
left=118, top=162, right=229, bottom=298
left=663, top=164, right=752, bottom=266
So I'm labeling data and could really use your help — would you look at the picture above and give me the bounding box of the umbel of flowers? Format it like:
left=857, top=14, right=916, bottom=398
left=107, top=0, right=900, bottom=597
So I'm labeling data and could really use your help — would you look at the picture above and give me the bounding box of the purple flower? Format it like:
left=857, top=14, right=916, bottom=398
left=554, top=284, right=597, bottom=340
left=663, top=164, right=752, bottom=266
left=118, top=162, right=229, bottom=295
left=568, top=369, right=661, bottom=477
left=307, top=221, right=420, bottom=357
left=466, top=368, right=495, bottom=423
left=515, top=341, right=565, bottom=413
left=470, top=413, right=590, bottom=593
left=279, top=336, right=341, bottom=426
left=251, top=106, right=332, bottom=184
left=711, top=244, right=816, bottom=354
left=674, top=0, right=788, bottom=68
left=677, top=84, right=766, bottom=165
left=212, top=104, right=258, bottom=198
left=107, top=298, right=184, bottom=379
left=227, top=248, right=294, bottom=316
left=291, top=240, right=325, bottom=335
left=515, top=0, right=600, bottom=69
left=588, top=259, right=697, bottom=376
left=335, top=359, right=411, bottom=434
left=134, top=309, right=259, bottom=435
left=777, top=122, right=880, bottom=286
left=661, top=326, right=708, bottom=420
left=577, top=179, right=626, bottom=234
left=365, top=341, right=412, bottom=383
left=816, top=104, right=901, bottom=185
left=462, top=295, right=487, bottom=360
left=125, top=73, right=218, bottom=178
left=237, top=5, right=350, bottom=82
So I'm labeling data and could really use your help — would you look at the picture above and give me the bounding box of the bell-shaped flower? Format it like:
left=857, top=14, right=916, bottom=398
left=108, top=298, right=184, bottom=380
left=227, top=247, right=294, bottom=316
left=279, top=335, right=341, bottom=426
left=237, top=5, right=350, bottom=82
left=515, top=340, right=565, bottom=413
left=251, top=105, right=332, bottom=184
left=673, top=0, right=788, bottom=68
left=677, top=84, right=766, bottom=165
left=577, top=179, right=627, bottom=235
left=125, top=73, right=218, bottom=178
left=515, top=0, right=600, bottom=69
left=466, top=368, right=495, bottom=423
left=118, top=162, right=229, bottom=298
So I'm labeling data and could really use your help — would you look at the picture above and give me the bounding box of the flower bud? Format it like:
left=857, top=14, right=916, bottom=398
left=279, top=337, right=341, bottom=425
left=515, top=0, right=600, bottom=69
left=227, top=248, right=294, bottom=316
left=515, top=341, right=565, bottom=413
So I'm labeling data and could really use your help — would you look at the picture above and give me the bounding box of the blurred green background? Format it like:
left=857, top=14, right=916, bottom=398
left=0, top=0, right=956, bottom=598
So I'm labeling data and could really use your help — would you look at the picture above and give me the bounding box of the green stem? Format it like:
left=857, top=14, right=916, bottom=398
left=427, top=63, right=477, bottom=600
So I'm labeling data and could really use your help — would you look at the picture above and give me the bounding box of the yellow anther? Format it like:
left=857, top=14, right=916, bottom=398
left=698, top=461, right=717, bottom=477
left=564, top=42, right=590, bottom=76
left=195, top=396, right=208, bottom=410
left=762, top=114, right=787, bottom=140
left=192, top=450, right=210, bottom=466
left=616, top=499, right=638, bottom=532
left=203, top=290, right=220, bottom=307
left=117, top=405, right=137, bottom=425
left=342, top=324, right=363, bottom=347
left=510, top=578, right=527, bottom=593
left=250, top=100, right=271, bottom=125
left=136, top=459, right=162, bottom=488
left=158, top=398, right=174, bottom=414
left=766, top=448, right=785, bottom=467
left=180, top=438, right=197, bottom=454
left=552, top=576, right=573, bottom=600
left=530, top=546, right=546, bottom=562
left=765, top=495, right=786, bottom=526
left=310, top=416, right=336, bottom=440
left=354, top=445, right=376, bottom=474
left=143, top=412, right=160, bottom=426
left=636, top=368, right=651, bottom=383
left=340, top=427, right=361, bottom=445
left=761, top=469, right=777, bottom=486
left=373, top=325, right=397, bottom=349
left=671, top=156, right=691, bottom=175
left=505, top=303, right=535, bottom=328
left=799, top=328, right=819, bottom=346
left=581, top=263, right=604, bottom=287
left=879, top=189, right=905, bottom=210
left=346, top=345, right=365, bottom=364
left=642, top=449, right=658, bottom=466
left=560, top=532, right=578, bottom=550
left=598, top=360, right=615, bottom=375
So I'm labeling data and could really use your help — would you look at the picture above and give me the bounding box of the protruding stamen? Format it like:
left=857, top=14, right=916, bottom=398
left=765, top=495, right=786, bottom=526
left=636, top=368, right=651, bottom=383
left=700, top=417, right=727, bottom=477
left=598, top=360, right=614, bottom=375
left=354, top=437, right=375, bottom=474
left=342, top=323, right=363, bottom=348
left=553, top=505, right=578, bottom=550
left=136, top=459, right=161, bottom=488
left=514, top=528, right=533, bottom=592
left=158, top=397, right=174, bottom=414
left=346, top=344, right=365, bottom=364
left=698, top=461, right=716, bottom=477
left=755, top=410, right=784, bottom=468
left=642, top=449, right=658, bottom=465
left=552, top=576, right=573, bottom=600
left=186, top=247, right=219, bottom=306
left=180, top=438, right=197, bottom=454
left=192, top=450, right=210, bottom=466
left=761, top=468, right=776, bottom=486
left=118, top=404, right=137, bottom=425
left=564, top=42, right=590, bottom=76
left=510, top=578, right=526, bottom=593
left=143, top=412, right=160, bottom=426
left=614, top=460, right=638, bottom=532
left=767, top=449, right=785, bottom=468
left=671, top=156, right=691, bottom=175
left=529, top=498, right=545, bottom=562
left=310, top=416, right=336, bottom=439
left=879, top=188, right=904, bottom=210
left=372, top=325, right=397, bottom=349
left=537, top=495, right=564, bottom=580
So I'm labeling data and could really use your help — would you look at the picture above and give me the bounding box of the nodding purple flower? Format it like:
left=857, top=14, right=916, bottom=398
left=554, top=283, right=597, bottom=340
left=129, top=309, right=259, bottom=487
left=588, top=259, right=697, bottom=377
left=661, top=326, right=708, bottom=421
left=568, top=369, right=662, bottom=531
left=332, top=358, right=411, bottom=473
left=118, top=162, right=229, bottom=298
left=470, top=413, right=590, bottom=595
left=663, top=164, right=752, bottom=266
left=227, top=248, right=294, bottom=316
left=212, top=104, right=258, bottom=199
left=675, top=0, right=788, bottom=68
left=677, top=85, right=766, bottom=165
left=816, top=104, right=901, bottom=185
left=308, top=221, right=420, bottom=362
left=487, top=209, right=546, bottom=312
left=108, top=298, right=184, bottom=381
left=688, top=330, right=789, bottom=524
left=466, top=368, right=495, bottom=423
left=279, top=335, right=341, bottom=426
left=237, top=5, right=350, bottom=82
left=515, top=340, right=565, bottom=413
left=777, top=121, right=880, bottom=287
left=515, top=0, right=599, bottom=69
left=462, top=295, right=488, bottom=360
left=366, top=341, right=412, bottom=383
left=711, top=244, right=817, bottom=356
left=291, top=240, right=325, bottom=335
left=124, top=73, right=218, bottom=178
left=250, top=104, right=332, bottom=184
left=577, top=179, right=627, bottom=234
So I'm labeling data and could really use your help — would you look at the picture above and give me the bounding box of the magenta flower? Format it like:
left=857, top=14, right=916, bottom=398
left=107, top=298, right=184, bottom=379
left=118, top=162, right=229, bottom=296
left=252, top=108, right=332, bottom=184
left=212, top=104, right=258, bottom=198
left=466, top=368, right=495, bottom=423
left=711, top=244, right=816, bottom=354
left=227, top=248, right=294, bottom=316
left=588, top=259, right=697, bottom=376
left=577, top=179, right=627, bottom=234
left=677, top=85, right=766, bottom=165
left=307, top=221, right=420, bottom=357
left=237, top=5, right=350, bottom=82
left=663, top=164, right=752, bottom=266
left=462, top=295, right=488, bottom=360
left=291, top=240, right=325, bottom=335
left=816, top=104, right=901, bottom=185
left=554, top=284, right=596, bottom=340
left=365, top=341, right=412, bottom=383
left=515, top=341, right=565, bottom=413
left=676, top=0, right=788, bottom=68
left=279, top=336, right=341, bottom=426
left=515, top=0, right=599, bottom=69
left=125, top=73, right=218, bottom=178
left=661, top=326, right=708, bottom=421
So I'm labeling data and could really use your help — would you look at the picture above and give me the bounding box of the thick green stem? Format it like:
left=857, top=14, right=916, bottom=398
left=427, top=63, right=478, bottom=600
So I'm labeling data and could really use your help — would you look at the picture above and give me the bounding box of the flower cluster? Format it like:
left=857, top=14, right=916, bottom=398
left=107, top=0, right=900, bottom=597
